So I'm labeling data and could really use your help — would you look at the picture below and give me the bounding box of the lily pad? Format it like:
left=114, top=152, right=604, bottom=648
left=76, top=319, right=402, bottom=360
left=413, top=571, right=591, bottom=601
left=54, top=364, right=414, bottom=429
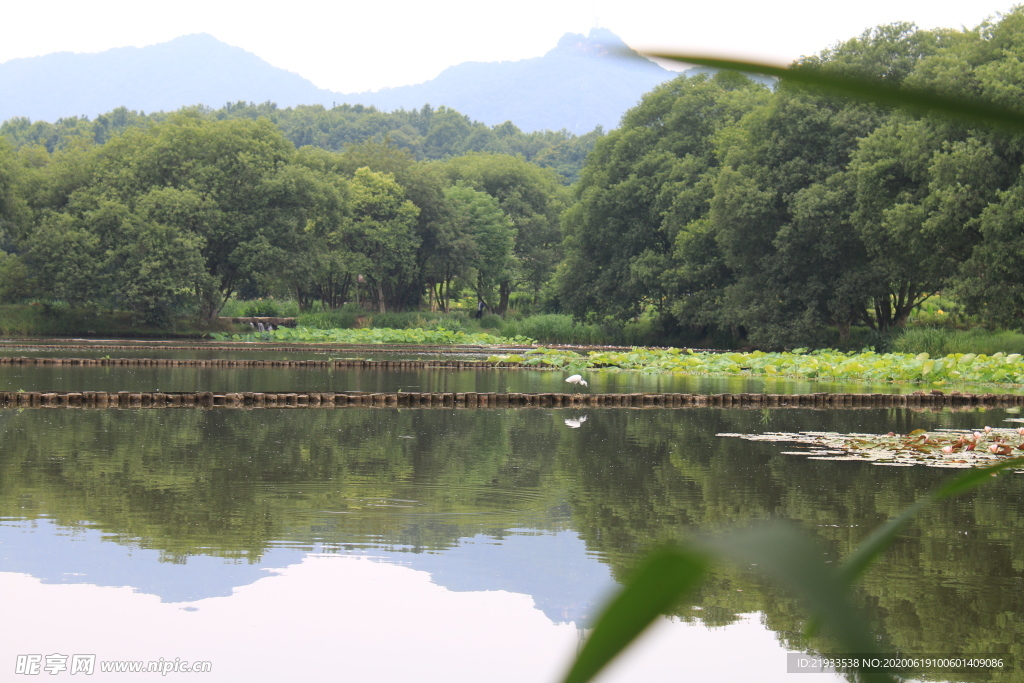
left=718, top=426, right=1024, bottom=469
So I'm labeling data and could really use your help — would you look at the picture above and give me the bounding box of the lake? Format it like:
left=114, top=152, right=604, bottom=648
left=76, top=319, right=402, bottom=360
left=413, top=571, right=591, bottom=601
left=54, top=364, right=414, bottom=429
left=1, top=353, right=1021, bottom=682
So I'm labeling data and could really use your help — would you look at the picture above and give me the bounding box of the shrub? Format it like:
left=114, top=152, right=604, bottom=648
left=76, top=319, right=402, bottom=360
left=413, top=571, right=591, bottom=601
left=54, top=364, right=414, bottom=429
left=243, top=300, right=282, bottom=317
left=478, top=313, right=504, bottom=329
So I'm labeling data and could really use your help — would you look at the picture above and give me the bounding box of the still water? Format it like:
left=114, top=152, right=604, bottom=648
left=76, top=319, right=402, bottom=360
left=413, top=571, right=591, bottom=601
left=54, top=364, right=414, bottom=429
left=2, top=403, right=1022, bottom=682
left=4, top=337, right=1024, bottom=396
left=5, top=361, right=1022, bottom=396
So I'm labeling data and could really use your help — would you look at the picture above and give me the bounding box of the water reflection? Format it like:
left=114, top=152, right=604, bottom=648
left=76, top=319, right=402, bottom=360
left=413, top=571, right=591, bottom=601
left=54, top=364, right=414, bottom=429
left=0, top=557, right=819, bottom=683
left=0, top=517, right=612, bottom=623
left=2, top=406, right=1022, bottom=681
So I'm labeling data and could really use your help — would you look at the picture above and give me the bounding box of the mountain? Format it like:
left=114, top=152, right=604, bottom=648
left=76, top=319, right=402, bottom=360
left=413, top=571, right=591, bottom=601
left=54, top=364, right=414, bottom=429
left=0, top=34, right=336, bottom=124
left=0, top=30, right=705, bottom=134
left=346, top=28, right=677, bottom=133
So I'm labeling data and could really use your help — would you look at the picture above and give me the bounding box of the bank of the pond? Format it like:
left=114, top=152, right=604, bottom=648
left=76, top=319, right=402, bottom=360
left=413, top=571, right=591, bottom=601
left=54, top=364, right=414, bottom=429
left=6, top=389, right=1024, bottom=410
left=7, top=341, right=1024, bottom=395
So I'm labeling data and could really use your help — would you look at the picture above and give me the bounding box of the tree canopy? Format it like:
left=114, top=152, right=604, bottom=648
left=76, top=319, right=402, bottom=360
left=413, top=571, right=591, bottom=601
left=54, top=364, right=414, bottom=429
left=559, top=8, right=1024, bottom=347
left=5, top=9, right=1024, bottom=344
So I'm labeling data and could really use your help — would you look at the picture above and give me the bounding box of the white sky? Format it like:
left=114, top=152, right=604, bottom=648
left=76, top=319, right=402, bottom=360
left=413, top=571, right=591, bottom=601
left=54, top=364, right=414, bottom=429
left=0, top=1, right=1017, bottom=93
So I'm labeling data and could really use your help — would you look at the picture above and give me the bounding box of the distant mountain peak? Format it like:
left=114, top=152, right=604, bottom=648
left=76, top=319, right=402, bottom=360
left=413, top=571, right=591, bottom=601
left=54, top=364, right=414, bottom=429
left=168, top=32, right=221, bottom=44
left=0, top=29, right=680, bottom=134
left=553, top=27, right=633, bottom=57
left=0, top=34, right=334, bottom=124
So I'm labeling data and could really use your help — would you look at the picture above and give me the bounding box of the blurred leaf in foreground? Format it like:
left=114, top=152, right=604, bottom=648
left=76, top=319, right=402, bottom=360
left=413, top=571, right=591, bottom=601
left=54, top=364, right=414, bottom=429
left=561, top=458, right=1024, bottom=683
left=643, top=53, right=1024, bottom=133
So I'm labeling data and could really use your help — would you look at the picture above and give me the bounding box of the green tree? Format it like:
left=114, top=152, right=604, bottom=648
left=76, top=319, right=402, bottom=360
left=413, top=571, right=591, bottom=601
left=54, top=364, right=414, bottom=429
left=558, top=72, right=768, bottom=325
left=338, top=167, right=420, bottom=312
left=687, top=24, right=948, bottom=346
left=21, top=115, right=334, bottom=322
left=855, top=9, right=1024, bottom=328
left=0, top=139, right=32, bottom=301
left=435, top=184, right=515, bottom=311
left=0, top=139, right=28, bottom=241
left=262, top=146, right=351, bottom=310
left=441, top=153, right=568, bottom=313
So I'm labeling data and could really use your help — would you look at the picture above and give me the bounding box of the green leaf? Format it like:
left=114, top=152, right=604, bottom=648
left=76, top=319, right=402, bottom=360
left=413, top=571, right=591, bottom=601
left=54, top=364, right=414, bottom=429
left=561, top=547, right=710, bottom=683
left=834, top=497, right=932, bottom=590
left=837, top=458, right=1024, bottom=589
left=934, top=457, right=1024, bottom=500
left=643, top=53, right=1024, bottom=132
left=704, top=524, right=892, bottom=682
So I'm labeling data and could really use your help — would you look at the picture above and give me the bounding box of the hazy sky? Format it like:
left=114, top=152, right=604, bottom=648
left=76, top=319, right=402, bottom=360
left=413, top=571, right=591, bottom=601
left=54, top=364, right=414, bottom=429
left=1, top=1, right=1016, bottom=93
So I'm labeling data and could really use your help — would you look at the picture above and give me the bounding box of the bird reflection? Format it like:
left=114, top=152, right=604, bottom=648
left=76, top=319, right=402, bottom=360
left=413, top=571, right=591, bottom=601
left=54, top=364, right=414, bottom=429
left=564, top=415, right=588, bottom=428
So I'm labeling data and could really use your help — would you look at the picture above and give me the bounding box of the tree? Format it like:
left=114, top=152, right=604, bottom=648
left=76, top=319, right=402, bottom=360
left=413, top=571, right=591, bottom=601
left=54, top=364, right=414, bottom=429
left=686, top=24, right=948, bottom=345
left=0, top=140, right=32, bottom=301
left=265, top=146, right=351, bottom=311
left=0, top=140, right=28, bottom=241
left=441, top=153, right=568, bottom=313
left=334, top=141, right=452, bottom=311
left=20, top=115, right=336, bottom=322
left=337, top=167, right=420, bottom=313
left=433, top=184, right=515, bottom=311
left=853, top=9, right=1024, bottom=328
left=557, top=71, right=768, bottom=324
left=954, top=183, right=1024, bottom=326
left=424, top=186, right=474, bottom=312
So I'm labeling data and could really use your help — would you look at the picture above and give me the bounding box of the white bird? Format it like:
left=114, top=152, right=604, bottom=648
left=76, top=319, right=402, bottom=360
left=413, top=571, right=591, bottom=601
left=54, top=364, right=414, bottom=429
left=564, top=415, right=588, bottom=428
left=565, top=374, right=588, bottom=388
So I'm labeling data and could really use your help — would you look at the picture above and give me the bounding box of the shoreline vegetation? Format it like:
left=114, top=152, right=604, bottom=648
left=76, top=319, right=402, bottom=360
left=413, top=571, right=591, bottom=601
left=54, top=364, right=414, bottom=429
left=4, top=302, right=1024, bottom=391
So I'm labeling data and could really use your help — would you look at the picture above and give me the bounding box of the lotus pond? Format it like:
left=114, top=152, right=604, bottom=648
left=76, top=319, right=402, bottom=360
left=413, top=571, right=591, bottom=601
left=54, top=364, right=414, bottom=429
left=1, top=344, right=1023, bottom=682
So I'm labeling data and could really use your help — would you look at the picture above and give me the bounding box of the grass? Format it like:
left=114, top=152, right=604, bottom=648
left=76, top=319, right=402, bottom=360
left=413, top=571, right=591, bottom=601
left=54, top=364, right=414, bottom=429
left=222, top=301, right=726, bottom=347
left=13, top=296, right=1024, bottom=356
left=499, top=314, right=607, bottom=345
left=213, top=326, right=535, bottom=346
left=0, top=304, right=234, bottom=338
left=295, top=308, right=362, bottom=330
left=292, top=307, right=652, bottom=346
left=892, top=327, right=1024, bottom=356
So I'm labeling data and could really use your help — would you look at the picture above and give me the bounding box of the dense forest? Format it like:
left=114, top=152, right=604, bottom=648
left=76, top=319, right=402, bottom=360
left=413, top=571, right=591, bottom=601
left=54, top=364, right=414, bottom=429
left=0, top=108, right=574, bottom=325
left=2, top=9, right=1024, bottom=346
left=0, top=102, right=602, bottom=181
left=558, top=11, right=1024, bottom=347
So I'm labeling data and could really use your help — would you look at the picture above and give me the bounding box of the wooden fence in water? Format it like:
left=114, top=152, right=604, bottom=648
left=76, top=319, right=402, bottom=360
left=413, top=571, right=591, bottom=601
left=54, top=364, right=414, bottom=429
left=0, top=356, right=526, bottom=369
left=0, top=390, right=1021, bottom=410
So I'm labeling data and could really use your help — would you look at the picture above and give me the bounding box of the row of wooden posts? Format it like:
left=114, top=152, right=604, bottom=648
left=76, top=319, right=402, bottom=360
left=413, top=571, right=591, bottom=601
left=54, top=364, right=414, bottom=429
left=0, top=356, right=533, bottom=369
left=2, top=390, right=1022, bottom=409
